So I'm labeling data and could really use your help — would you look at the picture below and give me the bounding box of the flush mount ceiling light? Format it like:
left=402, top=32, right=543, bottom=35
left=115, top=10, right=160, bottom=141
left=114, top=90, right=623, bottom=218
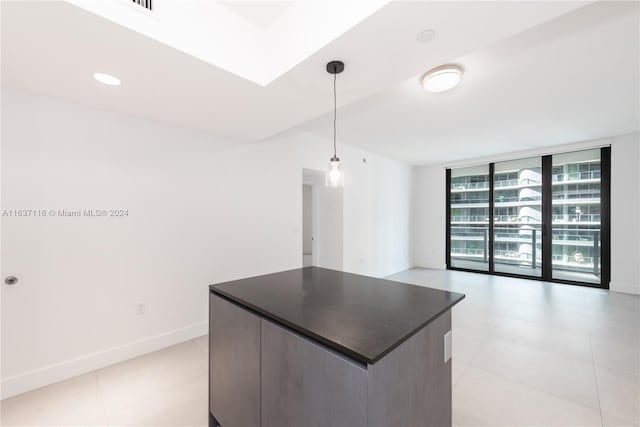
left=325, top=60, right=345, bottom=188
left=93, top=72, right=122, bottom=86
left=421, top=64, right=463, bottom=93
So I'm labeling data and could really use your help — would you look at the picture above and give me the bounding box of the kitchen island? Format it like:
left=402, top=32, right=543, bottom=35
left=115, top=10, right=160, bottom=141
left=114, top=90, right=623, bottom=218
left=209, top=267, right=465, bottom=427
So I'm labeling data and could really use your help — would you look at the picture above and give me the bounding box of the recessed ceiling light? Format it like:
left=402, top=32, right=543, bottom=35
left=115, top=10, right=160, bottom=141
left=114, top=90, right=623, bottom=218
left=421, top=64, right=463, bottom=93
left=416, top=29, right=436, bottom=43
left=93, top=72, right=122, bottom=86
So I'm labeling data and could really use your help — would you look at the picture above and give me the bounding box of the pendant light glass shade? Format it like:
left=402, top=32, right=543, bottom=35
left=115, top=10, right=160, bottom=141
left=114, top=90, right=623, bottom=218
left=326, top=157, right=344, bottom=188
left=326, top=60, right=344, bottom=188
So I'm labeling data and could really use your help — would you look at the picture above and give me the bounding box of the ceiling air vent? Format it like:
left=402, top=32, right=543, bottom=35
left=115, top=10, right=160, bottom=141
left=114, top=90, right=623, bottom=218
left=131, top=0, right=152, bottom=12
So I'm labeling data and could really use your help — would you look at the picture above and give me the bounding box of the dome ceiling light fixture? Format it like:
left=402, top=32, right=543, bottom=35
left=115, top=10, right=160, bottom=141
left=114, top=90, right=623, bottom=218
left=421, top=64, right=463, bottom=93
left=93, top=72, right=122, bottom=86
left=325, top=60, right=345, bottom=188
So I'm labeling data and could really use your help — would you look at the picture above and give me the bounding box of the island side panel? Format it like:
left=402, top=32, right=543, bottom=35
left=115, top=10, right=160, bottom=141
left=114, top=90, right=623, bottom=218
left=261, top=319, right=368, bottom=427
left=367, top=310, right=452, bottom=427
left=209, top=293, right=261, bottom=427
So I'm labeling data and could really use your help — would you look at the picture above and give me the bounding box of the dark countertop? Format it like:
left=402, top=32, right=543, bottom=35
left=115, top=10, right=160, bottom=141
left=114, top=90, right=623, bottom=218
left=210, top=267, right=465, bottom=365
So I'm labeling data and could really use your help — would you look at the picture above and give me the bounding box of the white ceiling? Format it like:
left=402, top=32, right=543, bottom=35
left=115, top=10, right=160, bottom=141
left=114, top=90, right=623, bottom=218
left=219, top=2, right=294, bottom=30
left=1, top=0, right=591, bottom=148
left=63, top=0, right=391, bottom=85
left=300, top=1, right=640, bottom=165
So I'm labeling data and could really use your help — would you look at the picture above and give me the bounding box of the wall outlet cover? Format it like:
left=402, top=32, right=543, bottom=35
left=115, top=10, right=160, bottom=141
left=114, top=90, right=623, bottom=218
left=444, top=330, right=452, bottom=363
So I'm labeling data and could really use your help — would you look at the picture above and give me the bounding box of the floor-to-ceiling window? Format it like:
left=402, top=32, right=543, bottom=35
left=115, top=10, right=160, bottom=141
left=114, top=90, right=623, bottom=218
left=493, top=157, right=542, bottom=277
left=551, top=149, right=604, bottom=284
left=446, top=147, right=610, bottom=288
left=448, top=165, right=490, bottom=271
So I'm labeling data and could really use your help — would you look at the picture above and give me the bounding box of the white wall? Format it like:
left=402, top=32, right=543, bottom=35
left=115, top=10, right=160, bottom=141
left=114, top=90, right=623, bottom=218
left=302, top=184, right=313, bottom=255
left=413, top=133, right=640, bottom=295
left=0, top=89, right=413, bottom=398
left=412, top=165, right=446, bottom=270
left=610, top=132, right=640, bottom=294
left=316, top=184, right=344, bottom=270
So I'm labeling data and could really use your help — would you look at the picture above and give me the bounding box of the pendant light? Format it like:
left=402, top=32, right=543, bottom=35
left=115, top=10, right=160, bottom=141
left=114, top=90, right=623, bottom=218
left=325, top=60, right=344, bottom=188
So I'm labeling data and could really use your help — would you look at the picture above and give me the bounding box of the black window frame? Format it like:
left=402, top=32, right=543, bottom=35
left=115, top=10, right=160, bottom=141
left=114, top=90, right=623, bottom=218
left=445, top=146, right=611, bottom=289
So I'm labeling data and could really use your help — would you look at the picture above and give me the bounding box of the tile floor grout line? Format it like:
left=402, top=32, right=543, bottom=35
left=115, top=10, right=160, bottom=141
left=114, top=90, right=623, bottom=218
left=468, top=321, right=499, bottom=367
left=486, top=332, right=594, bottom=366
left=469, top=364, right=604, bottom=418
left=588, top=334, right=605, bottom=427
left=405, top=269, right=638, bottom=425
left=452, top=359, right=469, bottom=388
left=589, top=341, right=640, bottom=379
left=93, top=370, right=110, bottom=426
left=467, top=333, right=604, bottom=413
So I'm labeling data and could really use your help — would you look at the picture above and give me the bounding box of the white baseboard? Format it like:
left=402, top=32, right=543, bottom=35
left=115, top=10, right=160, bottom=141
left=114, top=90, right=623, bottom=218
left=1, top=321, right=208, bottom=400
left=610, top=281, right=640, bottom=295
left=412, top=264, right=447, bottom=270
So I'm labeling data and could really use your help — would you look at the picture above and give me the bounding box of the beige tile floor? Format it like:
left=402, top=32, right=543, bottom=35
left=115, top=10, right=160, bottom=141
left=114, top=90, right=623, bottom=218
left=1, top=268, right=639, bottom=426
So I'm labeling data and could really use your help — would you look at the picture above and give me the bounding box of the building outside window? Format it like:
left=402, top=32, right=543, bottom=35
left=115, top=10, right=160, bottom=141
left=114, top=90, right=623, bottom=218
left=447, top=147, right=609, bottom=287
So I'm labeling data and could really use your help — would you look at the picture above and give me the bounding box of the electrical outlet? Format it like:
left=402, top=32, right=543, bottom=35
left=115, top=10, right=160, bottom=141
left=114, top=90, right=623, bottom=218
left=136, top=303, right=146, bottom=316
left=444, top=330, right=452, bottom=362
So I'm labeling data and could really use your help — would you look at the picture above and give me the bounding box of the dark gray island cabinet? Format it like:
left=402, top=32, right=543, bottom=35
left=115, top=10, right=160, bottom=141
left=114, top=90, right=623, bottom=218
left=209, top=267, right=465, bottom=427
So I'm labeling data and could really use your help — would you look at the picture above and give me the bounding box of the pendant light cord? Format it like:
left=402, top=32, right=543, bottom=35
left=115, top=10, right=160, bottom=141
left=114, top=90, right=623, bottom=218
left=333, top=71, right=337, bottom=158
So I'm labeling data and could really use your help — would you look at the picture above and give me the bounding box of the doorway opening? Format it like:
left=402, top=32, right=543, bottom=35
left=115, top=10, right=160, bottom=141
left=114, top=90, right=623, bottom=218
left=302, top=169, right=343, bottom=270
